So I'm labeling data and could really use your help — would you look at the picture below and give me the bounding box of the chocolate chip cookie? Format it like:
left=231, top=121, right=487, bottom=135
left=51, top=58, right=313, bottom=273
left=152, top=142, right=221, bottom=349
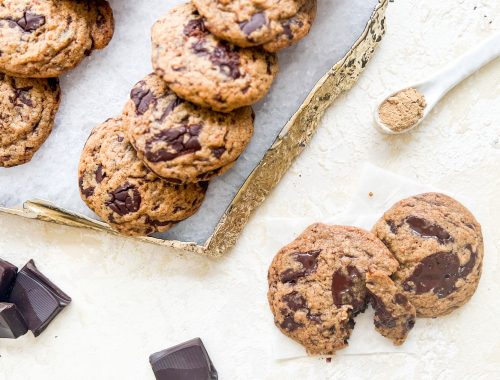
left=122, top=73, right=254, bottom=183
left=262, top=0, right=317, bottom=53
left=0, top=0, right=114, bottom=78
left=0, top=73, right=61, bottom=167
left=78, top=117, right=208, bottom=237
left=366, top=270, right=416, bottom=345
left=372, top=193, right=483, bottom=318
left=151, top=3, right=279, bottom=113
left=268, top=224, right=399, bottom=355
left=192, top=0, right=305, bottom=48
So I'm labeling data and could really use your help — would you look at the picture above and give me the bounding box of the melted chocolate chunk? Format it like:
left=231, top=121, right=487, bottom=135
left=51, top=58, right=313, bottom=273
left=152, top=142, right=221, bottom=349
left=279, top=250, right=321, bottom=283
left=95, top=164, right=105, bottom=183
left=387, top=220, right=398, bottom=234
left=183, top=18, right=208, bottom=38
left=16, top=12, right=45, bottom=32
left=79, top=177, right=94, bottom=198
left=239, top=12, right=266, bottom=35
left=331, top=266, right=365, bottom=314
left=370, top=294, right=396, bottom=329
left=295, top=250, right=321, bottom=273
left=307, top=313, right=322, bottom=323
left=145, top=124, right=203, bottom=162
left=282, top=291, right=306, bottom=311
left=130, top=87, right=156, bottom=115
left=106, top=183, right=141, bottom=215
left=0, top=259, right=17, bottom=301
left=211, top=147, right=226, bottom=159
left=280, top=315, right=303, bottom=332
left=394, top=293, right=408, bottom=305
left=209, top=42, right=241, bottom=79
left=403, top=247, right=478, bottom=298
left=406, top=216, right=453, bottom=244
left=159, top=98, right=183, bottom=122
left=149, top=338, right=218, bottom=380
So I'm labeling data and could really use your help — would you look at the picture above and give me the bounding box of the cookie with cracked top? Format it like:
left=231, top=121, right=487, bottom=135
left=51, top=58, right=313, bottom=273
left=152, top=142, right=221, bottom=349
left=366, top=270, right=416, bottom=345
left=262, top=0, right=317, bottom=53
left=192, top=0, right=305, bottom=48
left=151, top=3, right=279, bottom=113
left=0, top=73, right=61, bottom=167
left=123, top=73, right=254, bottom=183
left=372, top=193, right=483, bottom=318
left=267, top=224, right=399, bottom=355
left=0, top=0, right=114, bottom=78
left=78, top=117, right=207, bottom=237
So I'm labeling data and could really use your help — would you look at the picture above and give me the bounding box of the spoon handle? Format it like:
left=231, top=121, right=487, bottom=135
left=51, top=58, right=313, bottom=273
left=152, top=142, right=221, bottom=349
left=426, top=32, right=500, bottom=102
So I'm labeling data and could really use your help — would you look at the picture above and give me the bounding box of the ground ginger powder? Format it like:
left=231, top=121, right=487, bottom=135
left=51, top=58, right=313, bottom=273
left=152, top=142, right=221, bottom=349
left=378, top=88, right=427, bottom=132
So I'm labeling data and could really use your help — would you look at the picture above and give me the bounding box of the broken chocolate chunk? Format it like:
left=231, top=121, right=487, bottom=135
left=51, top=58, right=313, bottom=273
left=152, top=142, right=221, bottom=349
left=406, top=216, right=453, bottom=244
left=9, top=260, right=71, bottom=337
left=0, top=259, right=17, bottom=301
left=149, top=338, right=218, bottom=380
left=0, top=303, right=28, bottom=339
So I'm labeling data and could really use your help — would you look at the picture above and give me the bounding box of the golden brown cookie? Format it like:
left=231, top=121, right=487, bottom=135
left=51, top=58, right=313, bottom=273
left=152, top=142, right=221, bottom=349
left=0, top=73, right=61, bottom=167
left=0, top=0, right=114, bottom=78
left=262, top=0, right=317, bottom=53
left=123, top=73, right=254, bottom=183
left=372, top=193, right=483, bottom=317
left=151, top=3, right=279, bottom=113
left=192, top=0, right=305, bottom=47
left=268, top=224, right=399, bottom=355
left=78, top=117, right=208, bottom=237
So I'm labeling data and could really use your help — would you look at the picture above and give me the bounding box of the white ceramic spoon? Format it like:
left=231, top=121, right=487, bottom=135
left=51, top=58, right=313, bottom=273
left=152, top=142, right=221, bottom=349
left=374, top=31, right=500, bottom=135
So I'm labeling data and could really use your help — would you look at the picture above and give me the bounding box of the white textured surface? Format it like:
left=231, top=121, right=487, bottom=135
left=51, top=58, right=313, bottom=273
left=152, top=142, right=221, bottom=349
left=1, top=1, right=500, bottom=379
left=0, top=0, right=378, bottom=245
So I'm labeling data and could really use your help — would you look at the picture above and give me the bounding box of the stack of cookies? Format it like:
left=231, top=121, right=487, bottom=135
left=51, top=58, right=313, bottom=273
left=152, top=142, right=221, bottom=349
left=79, top=1, right=318, bottom=237
left=268, top=193, right=484, bottom=355
left=0, top=0, right=114, bottom=168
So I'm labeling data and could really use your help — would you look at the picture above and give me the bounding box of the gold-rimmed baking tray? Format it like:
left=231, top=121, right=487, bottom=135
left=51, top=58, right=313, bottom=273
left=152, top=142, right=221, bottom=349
left=0, top=0, right=388, bottom=257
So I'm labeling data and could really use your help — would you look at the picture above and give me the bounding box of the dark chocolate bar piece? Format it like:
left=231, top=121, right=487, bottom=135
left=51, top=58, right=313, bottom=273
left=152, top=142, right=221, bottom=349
left=9, top=260, right=71, bottom=337
left=0, top=259, right=17, bottom=301
left=149, top=338, right=218, bottom=380
left=0, top=302, right=28, bottom=339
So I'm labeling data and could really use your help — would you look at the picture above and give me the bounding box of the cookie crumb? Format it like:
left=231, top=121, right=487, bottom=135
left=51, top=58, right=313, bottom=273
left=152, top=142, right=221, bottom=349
left=326, top=357, right=332, bottom=363
left=379, top=88, right=426, bottom=132
left=369, top=192, right=374, bottom=197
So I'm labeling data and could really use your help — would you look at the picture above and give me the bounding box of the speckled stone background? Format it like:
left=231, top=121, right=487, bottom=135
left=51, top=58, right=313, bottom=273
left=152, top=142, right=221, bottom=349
left=0, top=0, right=499, bottom=379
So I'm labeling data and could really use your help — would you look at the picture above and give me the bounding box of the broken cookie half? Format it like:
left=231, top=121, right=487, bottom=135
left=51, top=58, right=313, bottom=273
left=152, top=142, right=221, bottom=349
left=366, top=270, right=416, bottom=345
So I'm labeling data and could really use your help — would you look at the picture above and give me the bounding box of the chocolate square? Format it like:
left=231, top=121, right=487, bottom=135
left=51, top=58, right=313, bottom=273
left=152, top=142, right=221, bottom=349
left=149, top=338, right=218, bottom=380
left=0, top=302, right=28, bottom=339
left=9, top=260, right=71, bottom=337
left=0, top=258, right=17, bottom=301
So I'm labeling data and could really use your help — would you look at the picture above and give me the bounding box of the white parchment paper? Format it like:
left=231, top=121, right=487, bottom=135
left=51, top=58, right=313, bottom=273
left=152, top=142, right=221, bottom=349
left=263, top=163, right=494, bottom=360
left=0, top=0, right=379, bottom=244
